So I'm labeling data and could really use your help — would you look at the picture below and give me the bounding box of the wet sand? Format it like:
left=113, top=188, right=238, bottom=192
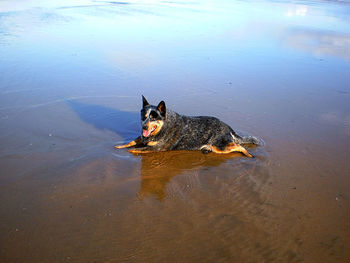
left=1, top=0, right=350, bottom=262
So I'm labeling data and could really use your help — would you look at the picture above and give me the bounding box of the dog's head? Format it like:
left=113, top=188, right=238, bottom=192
left=140, top=95, right=166, bottom=138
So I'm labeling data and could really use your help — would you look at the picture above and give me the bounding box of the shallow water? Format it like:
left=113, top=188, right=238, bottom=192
left=1, top=0, right=350, bottom=262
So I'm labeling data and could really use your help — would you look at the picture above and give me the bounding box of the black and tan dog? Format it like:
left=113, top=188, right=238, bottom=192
left=115, top=96, right=259, bottom=157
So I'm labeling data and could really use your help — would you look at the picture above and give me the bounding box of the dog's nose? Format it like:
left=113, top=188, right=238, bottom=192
left=142, top=124, right=148, bottom=130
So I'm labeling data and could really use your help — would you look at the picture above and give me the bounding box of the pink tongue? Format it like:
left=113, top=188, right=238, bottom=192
left=143, top=129, right=151, bottom=137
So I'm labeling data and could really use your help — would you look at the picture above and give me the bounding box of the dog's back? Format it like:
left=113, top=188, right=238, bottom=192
left=152, top=109, right=258, bottom=151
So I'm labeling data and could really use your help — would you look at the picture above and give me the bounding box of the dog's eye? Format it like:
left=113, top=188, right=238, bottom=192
left=150, top=111, right=158, bottom=119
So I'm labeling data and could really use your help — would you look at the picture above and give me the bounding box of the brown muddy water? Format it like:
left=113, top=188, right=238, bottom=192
left=1, top=0, right=350, bottom=262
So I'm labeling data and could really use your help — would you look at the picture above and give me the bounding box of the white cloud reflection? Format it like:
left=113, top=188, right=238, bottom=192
left=285, top=5, right=308, bottom=17
left=285, top=28, right=350, bottom=60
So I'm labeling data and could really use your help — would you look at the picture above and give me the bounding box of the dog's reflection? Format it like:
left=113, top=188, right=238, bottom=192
left=135, top=151, right=241, bottom=200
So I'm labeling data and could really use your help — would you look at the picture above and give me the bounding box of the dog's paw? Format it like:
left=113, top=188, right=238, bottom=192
left=200, top=145, right=212, bottom=154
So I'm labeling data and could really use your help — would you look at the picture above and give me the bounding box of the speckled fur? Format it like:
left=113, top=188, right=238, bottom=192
left=116, top=96, right=259, bottom=156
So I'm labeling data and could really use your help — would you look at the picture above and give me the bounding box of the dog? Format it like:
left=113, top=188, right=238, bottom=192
left=115, top=96, right=259, bottom=157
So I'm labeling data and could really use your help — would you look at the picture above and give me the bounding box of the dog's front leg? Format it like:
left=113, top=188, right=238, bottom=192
left=128, top=147, right=154, bottom=154
left=115, top=136, right=143, bottom=149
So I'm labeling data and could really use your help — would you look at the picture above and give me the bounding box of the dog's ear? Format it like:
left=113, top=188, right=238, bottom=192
left=157, top=101, right=166, bottom=117
left=142, top=95, right=149, bottom=108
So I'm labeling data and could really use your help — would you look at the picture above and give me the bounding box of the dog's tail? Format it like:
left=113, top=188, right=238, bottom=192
left=231, top=131, right=260, bottom=145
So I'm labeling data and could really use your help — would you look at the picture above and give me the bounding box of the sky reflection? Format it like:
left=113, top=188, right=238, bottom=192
left=1, top=0, right=350, bottom=63
left=0, top=0, right=349, bottom=110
